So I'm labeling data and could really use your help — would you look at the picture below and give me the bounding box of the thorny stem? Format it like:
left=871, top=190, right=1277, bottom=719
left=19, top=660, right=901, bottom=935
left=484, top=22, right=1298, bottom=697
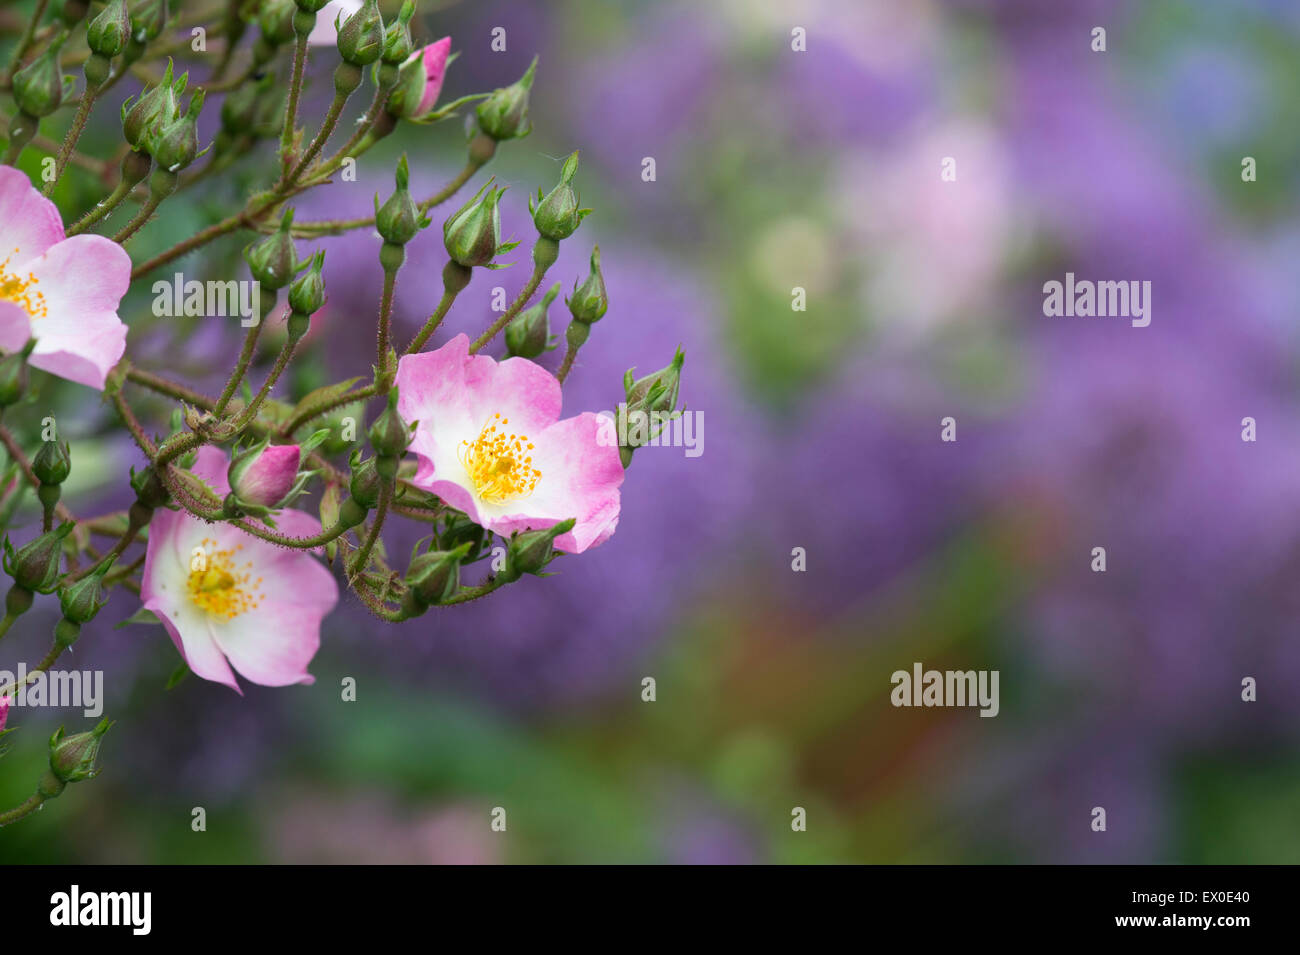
left=158, top=462, right=351, bottom=550
left=347, top=482, right=391, bottom=582
left=0, top=640, right=62, bottom=697
left=471, top=262, right=548, bottom=353
left=556, top=341, right=581, bottom=383
left=113, top=170, right=179, bottom=245
left=214, top=321, right=265, bottom=415
left=126, top=365, right=213, bottom=408
left=45, top=81, right=100, bottom=196
left=233, top=335, right=297, bottom=428
left=287, top=63, right=362, bottom=184
left=0, top=791, right=51, bottom=829
left=125, top=72, right=424, bottom=278
left=279, top=33, right=311, bottom=179
left=111, top=388, right=158, bottom=457
left=376, top=260, right=399, bottom=385
left=67, top=177, right=133, bottom=235
left=405, top=284, right=460, bottom=355
left=279, top=383, right=378, bottom=438
left=293, top=158, right=484, bottom=237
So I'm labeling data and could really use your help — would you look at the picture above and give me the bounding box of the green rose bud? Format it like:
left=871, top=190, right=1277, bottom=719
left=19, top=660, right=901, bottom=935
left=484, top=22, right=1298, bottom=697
left=13, top=32, right=68, bottom=119
left=87, top=0, right=131, bottom=59
left=129, top=0, right=169, bottom=43
left=122, top=58, right=181, bottom=150
left=146, top=87, right=204, bottom=172
left=502, top=518, right=576, bottom=582
left=347, top=452, right=382, bottom=509
left=33, top=438, right=71, bottom=486
left=287, top=250, right=326, bottom=329
left=505, top=282, right=560, bottom=359
left=243, top=207, right=303, bottom=290
left=3, top=522, right=75, bottom=595
left=58, top=558, right=115, bottom=626
left=368, top=388, right=411, bottom=468
left=381, top=0, right=416, bottom=65
left=48, top=719, right=113, bottom=784
left=258, top=0, right=298, bottom=47
left=336, top=0, right=385, bottom=67
left=375, top=155, right=427, bottom=246
left=476, top=55, right=535, bottom=141
left=567, top=245, right=608, bottom=324
left=625, top=346, right=685, bottom=416
left=530, top=151, right=589, bottom=241
left=130, top=465, right=169, bottom=510
left=404, top=542, right=471, bottom=609
left=443, top=180, right=513, bottom=268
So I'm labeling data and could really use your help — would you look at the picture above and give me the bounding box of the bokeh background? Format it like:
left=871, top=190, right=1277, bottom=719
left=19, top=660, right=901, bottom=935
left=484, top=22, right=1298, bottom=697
left=3, top=0, right=1300, bottom=862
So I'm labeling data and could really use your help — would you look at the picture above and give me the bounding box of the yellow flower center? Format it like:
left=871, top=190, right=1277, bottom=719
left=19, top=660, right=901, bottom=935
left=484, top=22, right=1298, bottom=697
left=0, top=249, right=47, bottom=319
left=458, top=413, right=541, bottom=505
left=186, top=538, right=263, bottom=620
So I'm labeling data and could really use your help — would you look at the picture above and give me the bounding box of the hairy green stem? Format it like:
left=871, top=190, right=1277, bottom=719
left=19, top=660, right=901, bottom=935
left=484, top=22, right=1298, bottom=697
left=279, top=32, right=310, bottom=178
left=214, top=321, right=264, bottom=415
left=470, top=261, right=548, bottom=353
left=113, top=169, right=179, bottom=245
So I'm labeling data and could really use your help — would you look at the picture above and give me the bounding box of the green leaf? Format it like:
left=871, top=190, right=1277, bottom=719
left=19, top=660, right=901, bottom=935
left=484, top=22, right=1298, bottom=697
left=320, top=482, right=341, bottom=567
left=115, top=607, right=161, bottom=630
left=299, top=428, right=332, bottom=455
left=165, top=661, right=190, bottom=690
left=287, top=377, right=365, bottom=430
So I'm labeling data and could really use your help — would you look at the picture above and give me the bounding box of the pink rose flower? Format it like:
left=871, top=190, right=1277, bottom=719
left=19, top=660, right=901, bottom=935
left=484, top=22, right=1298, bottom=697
left=229, top=442, right=301, bottom=509
left=0, top=694, right=9, bottom=733
left=412, top=37, right=451, bottom=116
left=395, top=333, right=624, bottom=554
left=0, top=165, right=130, bottom=389
left=140, top=446, right=338, bottom=692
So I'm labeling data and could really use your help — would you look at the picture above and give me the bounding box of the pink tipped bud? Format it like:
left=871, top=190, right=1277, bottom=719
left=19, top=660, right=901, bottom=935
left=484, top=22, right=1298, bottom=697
left=416, top=37, right=451, bottom=115
left=229, top=442, right=302, bottom=509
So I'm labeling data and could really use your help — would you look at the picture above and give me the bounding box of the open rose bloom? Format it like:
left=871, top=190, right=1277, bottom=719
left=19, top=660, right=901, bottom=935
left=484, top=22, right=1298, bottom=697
left=396, top=334, right=624, bottom=554
left=141, top=447, right=338, bottom=691
left=0, top=165, right=130, bottom=389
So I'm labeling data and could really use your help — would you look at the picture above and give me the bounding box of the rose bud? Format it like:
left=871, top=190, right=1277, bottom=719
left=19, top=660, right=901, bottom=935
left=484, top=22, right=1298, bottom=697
left=228, top=441, right=302, bottom=510
left=476, top=56, right=535, bottom=141
left=387, top=35, right=451, bottom=121
left=48, top=718, right=113, bottom=785
left=443, top=180, right=516, bottom=268
left=567, top=245, right=608, bottom=325
left=530, top=151, right=589, bottom=241
left=506, top=282, right=560, bottom=359
left=501, top=518, right=576, bottom=582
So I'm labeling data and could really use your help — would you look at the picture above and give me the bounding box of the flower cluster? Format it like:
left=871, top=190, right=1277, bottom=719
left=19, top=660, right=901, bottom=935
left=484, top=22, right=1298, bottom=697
left=0, top=0, right=683, bottom=828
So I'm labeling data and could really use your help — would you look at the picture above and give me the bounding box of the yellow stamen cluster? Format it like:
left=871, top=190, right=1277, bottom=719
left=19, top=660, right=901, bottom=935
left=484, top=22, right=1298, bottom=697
left=0, top=248, right=47, bottom=320
left=458, top=413, right=541, bottom=505
left=186, top=538, right=263, bottom=620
